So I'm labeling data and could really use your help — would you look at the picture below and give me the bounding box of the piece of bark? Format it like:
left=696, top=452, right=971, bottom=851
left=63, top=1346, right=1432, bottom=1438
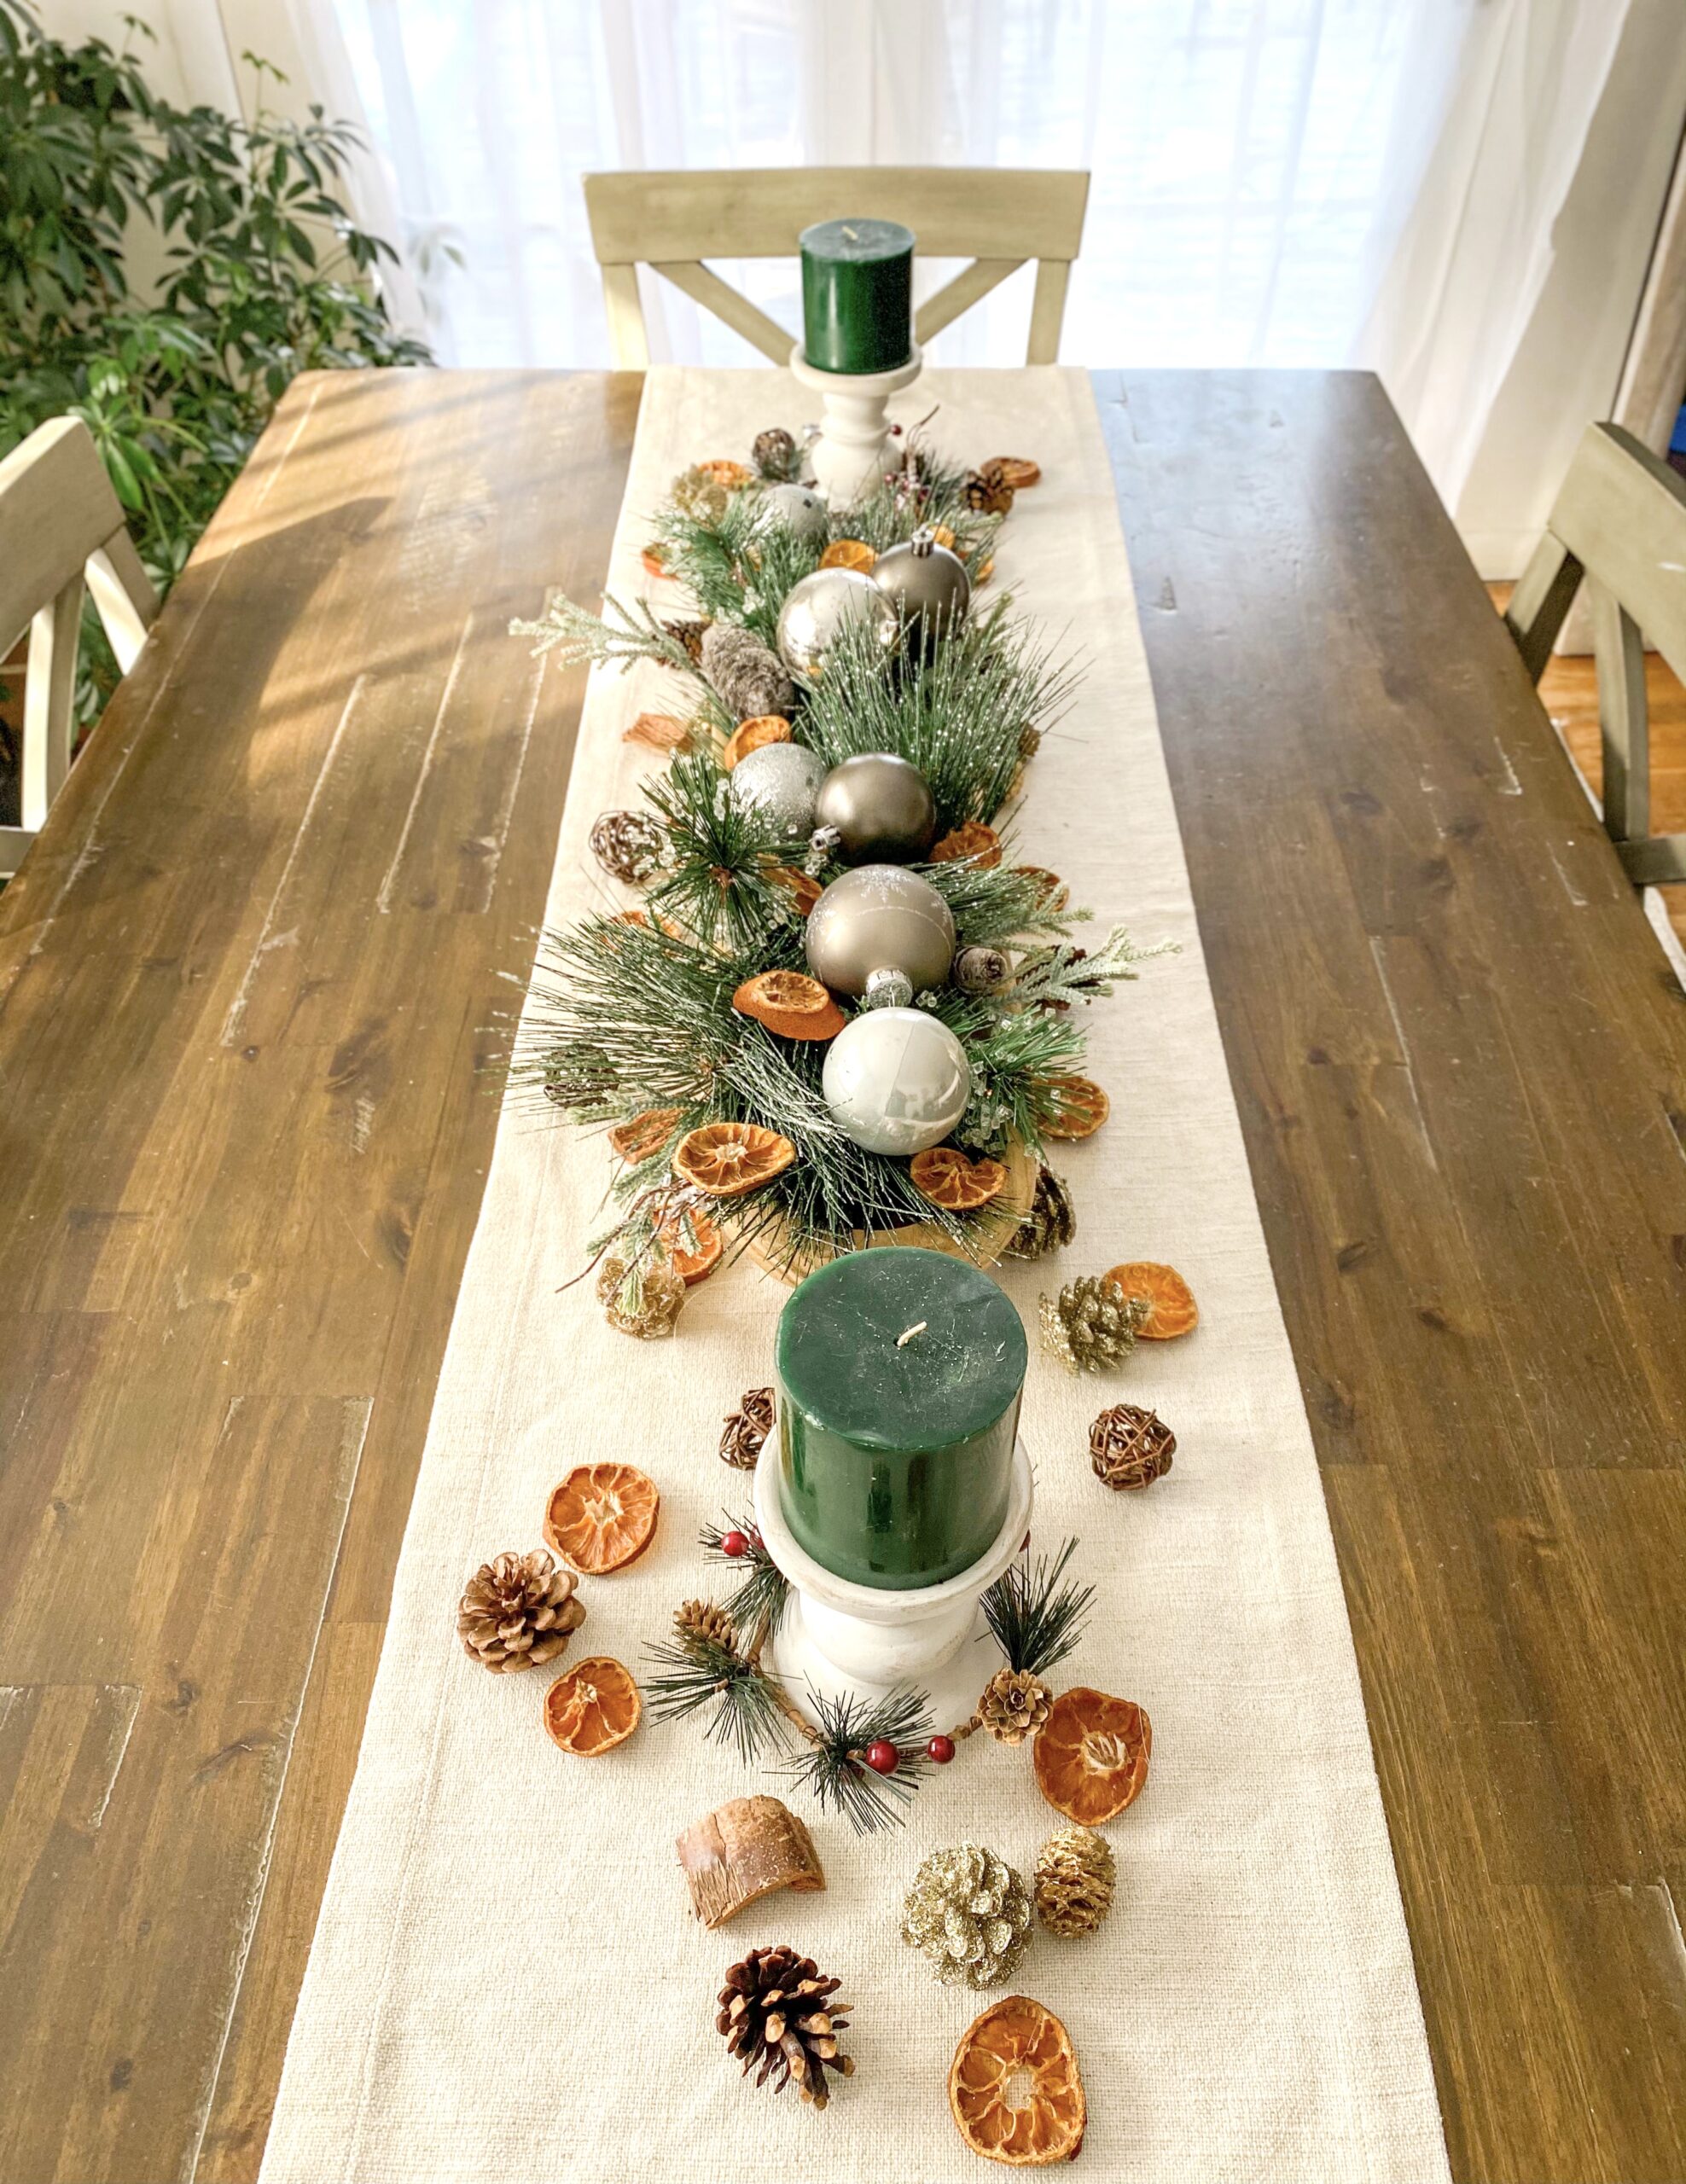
left=676, top=1795, right=825, bottom=1930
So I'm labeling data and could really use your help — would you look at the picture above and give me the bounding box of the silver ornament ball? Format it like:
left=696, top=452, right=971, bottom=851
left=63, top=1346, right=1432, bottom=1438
left=822, top=1008, right=972, bottom=1156
left=814, top=752, right=937, bottom=865
left=776, top=566, right=898, bottom=682
left=873, top=526, right=971, bottom=650
left=805, top=864, right=956, bottom=998
left=729, top=741, right=828, bottom=835
left=753, top=480, right=830, bottom=546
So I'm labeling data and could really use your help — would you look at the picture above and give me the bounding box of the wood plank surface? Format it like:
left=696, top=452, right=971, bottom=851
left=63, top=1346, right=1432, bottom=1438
left=1100, top=369, right=1686, bottom=2184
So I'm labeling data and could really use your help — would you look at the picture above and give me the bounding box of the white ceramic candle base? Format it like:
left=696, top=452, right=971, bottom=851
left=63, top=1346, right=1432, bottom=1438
left=753, top=1437, right=1032, bottom=1728
left=790, top=341, right=923, bottom=509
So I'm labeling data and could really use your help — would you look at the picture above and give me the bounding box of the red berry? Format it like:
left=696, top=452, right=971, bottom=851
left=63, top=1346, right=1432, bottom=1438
left=721, top=1529, right=748, bottom=1559
left=926, top=1734, right=956, bottom=1764
left=863, top=1739, right=898, bottom=1775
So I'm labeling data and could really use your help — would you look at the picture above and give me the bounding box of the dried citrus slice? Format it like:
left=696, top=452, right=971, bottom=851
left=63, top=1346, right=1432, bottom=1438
left=770, top=865, right=823, bottom=916
left=640, top=543, right=669, bottom=579
left=949, top=1995, right=1085, bottom=2166
left=985, top=457, right=1042, bottom=490
left=1033, top=1687, right=1151, bottom=1825
left=1041, top=1075, right=1109, bottom=1141
left=722, top=714, right=793, bottom=770
left=672, top=1122, right=796, bottom=1199
left=732, top=969, right=846, bottom=1041
left=1014, top=865, right=1069, bottom=912
left=930, top=820, right=1003, bottom=868
left=657, top=1210, right=724, bottom=1286
left=608, top=1107, right=679, bottom=1164
left=820, top=537, right=877, bottom=572
left=1104, top=1260, right=1197, bottom=1339
left=974, top=558, right=996, bottom=585
left=929, top=524, right=957, bottom=550
left=544, top=1462, right=660, bottom=1575
left=624, top=711, right=691, bottom=751
left=544, top=1656, right=642, bottom=1756
left=696, top=458, right=755, bottom=490
left=910, top=1146, right=1008, bottom=1211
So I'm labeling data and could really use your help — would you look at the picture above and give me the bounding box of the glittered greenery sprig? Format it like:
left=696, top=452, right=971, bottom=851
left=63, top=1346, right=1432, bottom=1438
left=509, top=590, right=701, bottom=680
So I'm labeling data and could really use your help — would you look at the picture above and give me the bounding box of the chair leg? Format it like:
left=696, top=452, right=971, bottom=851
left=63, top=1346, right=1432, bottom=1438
left=1589, top=578, right=1648, bottom=845
left=21, top=571, right=84, bottom=835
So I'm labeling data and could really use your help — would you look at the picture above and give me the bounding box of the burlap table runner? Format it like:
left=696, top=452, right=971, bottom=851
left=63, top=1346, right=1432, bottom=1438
left=259, top=368, right=1451, bottom=2182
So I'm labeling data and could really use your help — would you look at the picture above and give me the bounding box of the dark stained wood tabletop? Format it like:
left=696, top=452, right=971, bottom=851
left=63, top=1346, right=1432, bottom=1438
left=1, top=366, right=1683, bottom=2184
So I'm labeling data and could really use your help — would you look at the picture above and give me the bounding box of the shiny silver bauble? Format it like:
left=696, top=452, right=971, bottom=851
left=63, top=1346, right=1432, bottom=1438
left=729, top=741, right=828, bottom=834
left=776, top=567, right=898, bottom=682
left=872, top=525, right=971, bottom=651
left=753, top=480, right=830, bottom=546
left=822, top=1008, right=972, bottom=1156
left=805, top=864, right=956, bottom=998
left=814, top=752, right=936, bottom=865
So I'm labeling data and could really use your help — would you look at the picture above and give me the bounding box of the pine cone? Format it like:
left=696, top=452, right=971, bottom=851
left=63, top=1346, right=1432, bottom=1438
left=596, top=1250, right=687, bottom=1339
left=962, top=461, right=1015, bottom=515
left=1005, top=1164, right=1076, bottom=1261
left=716, top=1944, right=854, bottom=2108
left=1090, top=1403, right=1175, bottom=1490
left=901, top=1844, right=1032, bottom=1989
left=1033, top=1827, right=1115, bottom=1938
left=701, top=622, right=797, bottom=723
left=753, top=427, right=800, bottom=481
left=589, top=809, right=665, bottom=885
left=664, top=616, right=711, bottom=665
left=672, top=464, right=730, bottom=523
left=720, top=1386, right=776, bottom=1470
left=977, top=1666, right=1053, bottom=1745
left=456, top=1548, right=584, bottom=1673
left=677, top=1598, right=738, bottom=1653
left=1039, top=1275, right=1148, bottom=1373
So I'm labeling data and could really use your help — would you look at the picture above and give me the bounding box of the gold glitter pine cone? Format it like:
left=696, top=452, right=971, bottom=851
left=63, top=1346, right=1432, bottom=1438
left=978, top=1666, right=1055, bottom=1745
left=1039, top=1275, right=1148, bottom=1374
left=456, top=1548, right=584, bottom=1673
left=1034, top=1826, right=1116, bottom=1938
left=902, top=1843, right=1032, bottom=1989
left=596, top=1250, right=687, bottom=1339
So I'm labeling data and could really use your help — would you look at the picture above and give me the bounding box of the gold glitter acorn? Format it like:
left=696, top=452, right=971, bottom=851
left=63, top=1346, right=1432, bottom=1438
left=901, top=1843, right=1032, bottom=1989
left=1033, top=1827, right=1116, bottom=1938
left=977, top=1665, right=1053, bottom=1745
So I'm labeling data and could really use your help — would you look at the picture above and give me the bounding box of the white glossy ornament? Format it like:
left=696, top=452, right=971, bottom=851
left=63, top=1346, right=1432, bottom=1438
left=729, top=741, right=828, bottom=834
left=805, top=864, right=956, bottom=997
left=753, top=480, right=829, bottom=545
left=822, top=1008, right=971, bottom=1154
left=776, top=566, right=898, bottom=682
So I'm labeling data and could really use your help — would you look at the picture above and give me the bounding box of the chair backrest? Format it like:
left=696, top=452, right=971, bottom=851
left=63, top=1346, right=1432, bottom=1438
left=584, top=167, right=1090, bottom=369
left=0, top=415, right=158, bottom=876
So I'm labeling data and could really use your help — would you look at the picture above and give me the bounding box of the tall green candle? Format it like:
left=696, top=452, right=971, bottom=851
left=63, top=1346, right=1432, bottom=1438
left=776, top=1247, right=1026, bottom=1590
left=800, top=217, right=915, bottom=376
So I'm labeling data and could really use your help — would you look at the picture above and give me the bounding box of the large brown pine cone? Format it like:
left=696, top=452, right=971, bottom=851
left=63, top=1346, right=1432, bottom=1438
left=716, top=1944, right=854, bottom=2109
left=1005, top=1164, right=1076, bottom=1261
left=977, top=1666, right=1053, bottom=1745
left=456, top=1548, right=584, bottom=1672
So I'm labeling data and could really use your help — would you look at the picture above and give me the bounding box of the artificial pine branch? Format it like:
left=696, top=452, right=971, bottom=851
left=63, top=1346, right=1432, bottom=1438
left=654, top=491, right=824, bottom=644
left=510, top=590, right=703, bottom=681
left=642, top=752, right=815, bottom=950
left=643, top=1623, right=792, bottom=1764
left=981, top=1538, right=1094, bottom=1678
left=1006, top=925, right=1178, bottom=1010
left=921, top=857, right=1078, bottom=950
left=780, top=1685, right=933, bottom=1833
left=701, top=1513, right=792, bottom=1646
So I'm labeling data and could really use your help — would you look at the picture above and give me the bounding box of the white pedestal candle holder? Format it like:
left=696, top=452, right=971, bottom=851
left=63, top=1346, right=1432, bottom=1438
left=790, top=341, right=923, bottom=509
left=754, top=1437, right=1032, bottom=1728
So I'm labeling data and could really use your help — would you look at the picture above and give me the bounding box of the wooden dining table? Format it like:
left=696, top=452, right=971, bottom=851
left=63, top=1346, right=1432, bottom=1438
left=2, top=365, right=1683, bottom=2184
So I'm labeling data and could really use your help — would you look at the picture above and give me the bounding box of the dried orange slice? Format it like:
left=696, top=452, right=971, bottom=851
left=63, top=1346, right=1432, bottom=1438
left=986, top=457, right=1042, bottom=490
left=929, top=524, right=957, bottom=550
left=672, top=1122, right=796, bottom=1199
left=656, top=1210, right=724, bottom=1285
left=722, top=714, right=793, bottom=770
left=732, top=969, right=846, bottom=1042
left=820, top=537, right=876, bottom=573
left=770, top=865, right=823, bottom=916
left=1041, top=1075, right=1109, bottom=1141
left=974, top=558, right=996, bottom=585
left=1105, top=1260, right=1197, bottom=1339
left=910, top=1146, right=1007, bottom=1211
left=544, top=1462, right=660, bottom=1575
left=608, top=1107, right=679, bottom=1163
left=625, top=711, right=691, bottom=751
left=696, top=458, right=754, bottom=490
left=949, top=1996, right=1085, bottom=2166
left=544, top=1656, right=642, bottom=1756
left=930, top=820, right=1002, bottom=868
left=640, top=543, right=669, bottom=579
left=1033, top=1687, right=1151, bottom=1825
left=612, top=909, right=681, bottom=938
left=1014, top=865, right=1069, bottom=912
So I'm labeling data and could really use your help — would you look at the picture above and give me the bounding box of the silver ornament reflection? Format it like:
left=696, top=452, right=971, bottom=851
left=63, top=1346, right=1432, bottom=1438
left=814, top=752, right=936, bottom=865
left=729, top=741, right=828, bottom=835
left=872, top=526, right=971, bottom=651
left=753, top=481, right=830, bottom=546
left=822, top=1008, right=972, bottom=1155
left=776, top=567, right=898, bottom=682
left=805, top=864, right=956, bottom=997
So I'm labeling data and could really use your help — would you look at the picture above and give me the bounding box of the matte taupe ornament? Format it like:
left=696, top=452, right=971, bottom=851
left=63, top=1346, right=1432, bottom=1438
left=822, top=1007, right=971, bottom=1154
left=776, top=566, right=898, bottom=682
left=805, top=863, right=956, bottom=998
left=753, top=479, right=829, bottom=545
left=872, top=524, right=971, bottom=651
left=814, top=752, right=937, bottom=865
left=729, top=741, right=828, bottom=835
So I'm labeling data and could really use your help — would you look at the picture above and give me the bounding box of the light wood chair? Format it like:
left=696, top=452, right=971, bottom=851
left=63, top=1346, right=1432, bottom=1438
left=0, top=416, right=157, bottom=877
left=583, top=168, right=1090, bottom=369
left=1506, top=421, right=1686, bottom=885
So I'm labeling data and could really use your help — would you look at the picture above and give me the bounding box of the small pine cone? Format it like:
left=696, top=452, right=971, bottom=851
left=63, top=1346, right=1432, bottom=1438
left=753, top=427, right=800, bottom=482
left=1090, top=1403, right=1175, bottom=1490
left=590, top=808, right=666, bottom=885
left=1034, top=1827, right=1116, bottom=1938
left=456, top=1548, right=584, bottom=1673
left=701, top=622, right=797, bottom=723
left=716, top=1944, right=854, bottom=2108
left=977, top=1666, right=1053, bottom=1745
left=962, top=461, right=1015, bottom=515
left=720, top=1386, right=776, bottom=1470
left=677, top=1598, right=738, bottom=1653
left=901, top=1844, right=1032, bottom=1989
left=1039, top=1275, right=1148, bottom=1374
left=1005, top=1164, right=1076, bottom=1261
left=672, top=465, right=730, bottom=523
left=596, top=1251, right=687, bottom=1339
left=664, top=616, right=711, bottom=665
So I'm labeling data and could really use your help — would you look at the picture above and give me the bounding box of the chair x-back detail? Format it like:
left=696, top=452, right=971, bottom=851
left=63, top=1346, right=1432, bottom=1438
left=1506, top=421, right=1686, bottom=885
left=584, top=168, right=1090, bottom=369
left=0, top=415, right=158, bottom=878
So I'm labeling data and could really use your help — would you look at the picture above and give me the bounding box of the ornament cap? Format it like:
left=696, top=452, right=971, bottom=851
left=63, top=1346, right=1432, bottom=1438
left=863, top=965, right=914, bottom=1011
left=910, top=524, right=936, bottom=558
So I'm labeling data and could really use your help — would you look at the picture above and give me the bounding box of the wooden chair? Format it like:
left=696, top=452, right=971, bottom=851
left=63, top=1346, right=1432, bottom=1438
left=1506, top=421, right=1686, bottom=884
left=0, top=416, right=157, bottom=877
left=583, top=168, right=1090, bottom=369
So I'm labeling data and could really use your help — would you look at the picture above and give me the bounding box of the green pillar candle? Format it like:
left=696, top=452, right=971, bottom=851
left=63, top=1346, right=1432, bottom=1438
left=800, top=217, right=915, bottom=376
left=776, top=1247, right=1026, bottom=1590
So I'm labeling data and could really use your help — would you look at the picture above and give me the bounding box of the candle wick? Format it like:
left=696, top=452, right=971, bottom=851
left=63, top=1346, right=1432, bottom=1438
left=896, top=1321, right=927, bottom=1348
